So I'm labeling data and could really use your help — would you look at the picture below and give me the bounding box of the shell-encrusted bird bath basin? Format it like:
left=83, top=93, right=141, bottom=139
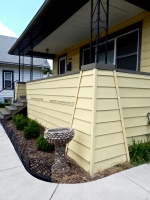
left=44, top=128, right=74, bottom=174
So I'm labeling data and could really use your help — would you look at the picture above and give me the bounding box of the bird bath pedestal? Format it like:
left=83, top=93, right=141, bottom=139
left=44, top=128, right=74, bottom=174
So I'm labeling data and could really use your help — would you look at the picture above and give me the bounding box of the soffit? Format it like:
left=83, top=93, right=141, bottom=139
left=33, top=0, right=144, bottom=55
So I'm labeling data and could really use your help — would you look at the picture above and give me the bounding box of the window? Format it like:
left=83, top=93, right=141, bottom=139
left=59, top=56, right=66, bottom=74
left=81, top=28, right=140, bottom=71
left=3, top=71, right=13, bottom=89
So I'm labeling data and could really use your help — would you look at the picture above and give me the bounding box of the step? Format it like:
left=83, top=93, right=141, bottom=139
left=17, top=99, right=27, bottom=103
left=11, top=103, right=23, bottom=109
left=0, top=109, right=11, bottom=118
left=20, top=95, right=26, bottom=99
left=0, top=112, right=4, bottom=119
left=5, top=106, right=17, bottom=114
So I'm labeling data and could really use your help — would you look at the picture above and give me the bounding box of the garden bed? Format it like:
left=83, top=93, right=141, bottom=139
left=6, top=119, right=132, bottom=184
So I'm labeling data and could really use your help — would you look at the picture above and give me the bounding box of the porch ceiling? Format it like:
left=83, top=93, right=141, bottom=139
left=33, top=0, right=144, bottom=55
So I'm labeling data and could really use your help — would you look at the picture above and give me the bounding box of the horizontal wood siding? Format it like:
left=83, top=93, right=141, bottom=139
left=141, top=18, right=150, bottom=72
left=93, top=70, right=126, bottom=173
left=53, top=48, right=80, bottom=75
left=26, top=71, right=93, bottom=172
left=15, top=83, right=26, bottom=100
left=117, top=72, right=150, bottom=144
left=0, top=64, right=42, bottom=100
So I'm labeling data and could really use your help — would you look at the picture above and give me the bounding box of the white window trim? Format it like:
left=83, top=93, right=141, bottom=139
left=59, top=56, right=67, bottom=75
left=4, top=72, right=13, bottom=89
left=82, top=29, right=139, bottom=71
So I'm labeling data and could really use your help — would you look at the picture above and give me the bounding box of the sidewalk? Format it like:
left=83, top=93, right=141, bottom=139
left=0, top=124, right=150, bottom=200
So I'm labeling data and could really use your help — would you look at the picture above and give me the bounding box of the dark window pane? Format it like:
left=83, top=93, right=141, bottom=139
left=98, top=41, right=114, bottom=64
left=117, top=31, right=138, bottom=56
left=117, top=55, right=137, bottom=71
left=60, top=60, right=66, bottom=74
left=5, top=80, right=11, bottom=88
left=83, top=47, right=95, bottom=65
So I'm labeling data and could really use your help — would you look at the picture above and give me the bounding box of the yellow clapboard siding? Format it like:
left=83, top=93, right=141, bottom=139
left=28, top=104, right=71, bottom=123
left=141, top=58, right=150, bottom=67
left=68, top=140, right=90, bottom=162
left=124, top=116, right=148, bottom=128
left=141, top=66, right=150, bottom=73
left=122, top=107, right=150, bottom=118
left=78, top=87, right=93, bottom=98
left=76, top=98, right=92, bottom=110
left=27, top=78, right=79, bottom=89
left=94, top=155, right=126, bottom=173
left=141, top=43, right=150, bottom=52
left=82, top=70, right=93, bottom=76
left=97, top=76, right=115, bottom=87
left=121, top=98, right=150, bottom=108
left=74, top=109, right=92, bottom=123
left=28, top=94, right=75, bottom=103
left=28, top=99, right=73, bottom=114
left=80, top=75, right=93, bottom=86
left=117, top=72, right=150, bottom=80
left=141, top=51, right=150, bottom=59
left=28, top=113, right=57, bottom=129
left=96, top=110, right=120, bottom=123
left=119, top=88, right=150, bottom=98
left=117, top=77, right=150, bottom=88
left=73, top=130, right=91, bottom=148
left=142, top=34, right=150, bottom=44
left=95, top=132, right=124, bottom=149
left=27, top=88, right=77, bottom=97
left=72, top=118, right=91, bottom=135
left=28, top=109, right=70, bottom=127
left=96, top=121, right=122, bottom=136
left=68, top=149, right=90, bottom=172
left=96, top=99, right=118, bottom=111
left=94, top=144, right=126, bottom=163
left=97, top=87, right=117, bottom=99
left=126, top=126, right=150, bottom=138
left=97, top=70, right=114, bottom=76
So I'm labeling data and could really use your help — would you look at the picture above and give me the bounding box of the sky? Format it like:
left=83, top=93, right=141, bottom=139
left=0, top=0, right=45, bottom=37
left=0, top=0, right=52, bottom=67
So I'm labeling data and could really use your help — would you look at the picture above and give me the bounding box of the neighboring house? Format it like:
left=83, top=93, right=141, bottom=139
left=6, top=1, right=150, bottom=175
left=0, top=35, right=49, bottom=103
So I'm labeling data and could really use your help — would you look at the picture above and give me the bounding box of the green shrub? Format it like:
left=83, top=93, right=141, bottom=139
left=129, top=139, right=150, bottom=166
left=0, top=102, right=10, bottom=108
left=12, top=114, right=29, bottom=130
left=36, top=134, right=54, bottom=151
left=23, top=119, right=40, bottom=139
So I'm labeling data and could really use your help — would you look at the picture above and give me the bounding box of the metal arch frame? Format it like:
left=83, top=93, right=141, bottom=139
left=89, top=0, right=109, bottom=64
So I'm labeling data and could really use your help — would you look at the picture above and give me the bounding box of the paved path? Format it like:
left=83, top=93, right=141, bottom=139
left=0, top=124, right=150, bottom=200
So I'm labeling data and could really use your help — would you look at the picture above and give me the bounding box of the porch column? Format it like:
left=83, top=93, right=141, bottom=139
left=30, top=53, right=33, bottom=81
left=19, top=53, right=20, bottom=82
left=89, top=0, right=110, bottom=64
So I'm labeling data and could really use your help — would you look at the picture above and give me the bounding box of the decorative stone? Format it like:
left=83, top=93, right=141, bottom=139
left=44, top=127, right=75, bottom=174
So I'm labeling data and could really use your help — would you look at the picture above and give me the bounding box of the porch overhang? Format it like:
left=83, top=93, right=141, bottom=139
left=8, top=0, right=146, bottom=58
left=125, top=0, right=150, bottom=12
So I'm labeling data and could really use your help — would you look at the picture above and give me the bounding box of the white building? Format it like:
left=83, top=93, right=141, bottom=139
left=0, top=35, right=49, bottom=103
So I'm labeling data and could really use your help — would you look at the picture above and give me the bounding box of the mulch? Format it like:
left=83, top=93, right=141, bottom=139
left=6, top=120, right=133, bottom=184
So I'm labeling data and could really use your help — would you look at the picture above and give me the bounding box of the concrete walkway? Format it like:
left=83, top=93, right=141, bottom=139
left=0, top=124, right=150, bottom=200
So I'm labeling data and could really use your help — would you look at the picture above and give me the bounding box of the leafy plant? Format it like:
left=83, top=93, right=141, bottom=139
left=23, top=119, right=40, bottom=139
left=36, top=134, right=54, bottom=151
left=0, top=102, right=10, bottom=108
left=12, top=114, right=29, bottom=130
left=129, top=139, right=150, bottom=166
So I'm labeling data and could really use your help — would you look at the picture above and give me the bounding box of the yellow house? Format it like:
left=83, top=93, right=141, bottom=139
left=8, top=0, right=150, bottom=175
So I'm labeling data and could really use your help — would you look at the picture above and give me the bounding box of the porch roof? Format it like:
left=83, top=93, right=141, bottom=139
left=8, top=0, right=146, bottom=58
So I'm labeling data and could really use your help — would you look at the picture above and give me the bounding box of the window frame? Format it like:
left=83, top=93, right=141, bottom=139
left=3, top=70, right=14, bottom=90
left=80, top=22, right=142, bottom=71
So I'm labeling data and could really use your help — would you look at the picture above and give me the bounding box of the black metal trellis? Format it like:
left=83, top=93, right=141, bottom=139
left=89, top=0, right=109, bottom=64
left=0, top=118, right=52, bottom=182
